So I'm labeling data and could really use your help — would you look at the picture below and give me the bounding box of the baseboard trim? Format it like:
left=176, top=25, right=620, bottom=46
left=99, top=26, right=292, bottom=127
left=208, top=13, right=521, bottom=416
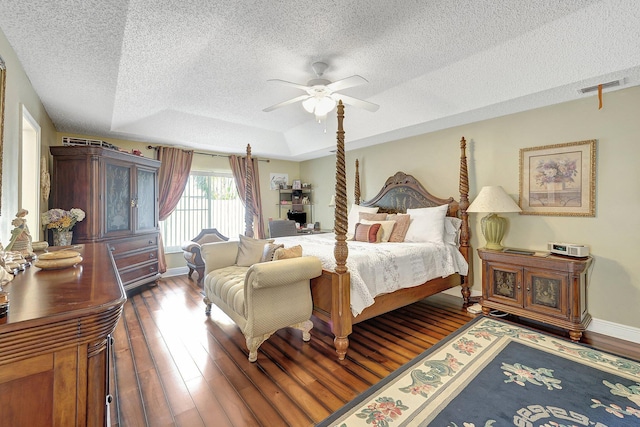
left=588, top=318, right=640, bottom=344
left=162, top=266, right=189, bottom=277
left=162, top=272, right=640, bottom=344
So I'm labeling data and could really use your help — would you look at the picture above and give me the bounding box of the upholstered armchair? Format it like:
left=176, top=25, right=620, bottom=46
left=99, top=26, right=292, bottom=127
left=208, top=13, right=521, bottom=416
left=181, top=228, right=229, bottom=283
left=268, top=219, right=297, bottom=237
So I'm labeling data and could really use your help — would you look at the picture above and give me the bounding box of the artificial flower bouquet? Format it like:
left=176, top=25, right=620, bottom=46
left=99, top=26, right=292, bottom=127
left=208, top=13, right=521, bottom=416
left=41, top=208, right=86, bottom=232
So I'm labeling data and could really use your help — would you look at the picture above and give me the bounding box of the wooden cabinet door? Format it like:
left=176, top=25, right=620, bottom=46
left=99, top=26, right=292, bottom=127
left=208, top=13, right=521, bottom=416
left=134, top=166, right=158, bottom=233
left=104, top=160, right=133, bottom=236
left=485, top=262, right=523, bottom=308
left=524, top=268, right=569, bottom=319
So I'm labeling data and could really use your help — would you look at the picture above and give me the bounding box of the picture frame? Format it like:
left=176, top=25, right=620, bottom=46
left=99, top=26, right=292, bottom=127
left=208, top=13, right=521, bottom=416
left=269, top=173, right=288, bottom=190
left=292, top=179, right=302, bottom=190
left=519, top=140, right=596, bottom=216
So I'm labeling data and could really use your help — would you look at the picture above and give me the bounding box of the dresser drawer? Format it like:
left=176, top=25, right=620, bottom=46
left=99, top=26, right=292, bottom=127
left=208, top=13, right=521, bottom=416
left=119, top=261, right=159, bottom=286
left=113, top=248, right=158, bottom=270
left=108, top=235, right=158, bottom=254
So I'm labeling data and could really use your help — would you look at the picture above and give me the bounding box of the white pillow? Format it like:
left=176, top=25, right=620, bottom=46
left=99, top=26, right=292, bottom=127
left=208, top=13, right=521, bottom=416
left=360, top=219, right=396, bottom=243
left=236, top=235, right=275, bottom=266
left=347, top=204, right=379, bottom=236
left=444, top=217, right=463, bottom=246
left=404, top=204, right=449, bottom=243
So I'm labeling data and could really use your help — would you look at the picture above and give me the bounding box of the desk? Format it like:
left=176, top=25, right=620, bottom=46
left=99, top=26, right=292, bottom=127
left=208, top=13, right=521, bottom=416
left=0, top=243, right=125, bottom=426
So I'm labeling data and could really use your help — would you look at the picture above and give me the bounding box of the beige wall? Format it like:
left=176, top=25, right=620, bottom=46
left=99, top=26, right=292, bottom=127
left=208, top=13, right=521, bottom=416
left=301, top=86, right=640, bottom=330
left=1, top=28, right=57, bottom=241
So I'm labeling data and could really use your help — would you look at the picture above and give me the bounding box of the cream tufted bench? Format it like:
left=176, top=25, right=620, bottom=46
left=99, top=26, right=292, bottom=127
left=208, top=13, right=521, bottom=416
left=201, top=238, right=322, bottom=362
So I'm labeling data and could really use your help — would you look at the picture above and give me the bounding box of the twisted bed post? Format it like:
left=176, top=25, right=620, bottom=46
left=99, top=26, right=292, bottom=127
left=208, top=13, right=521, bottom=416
left=333, top=101, right=351, bottom=360
left=244, top=144, right=254, bottom=238
left=458, top=137, right=472, bottom=304
left=354, top=159, right=360, bottom=205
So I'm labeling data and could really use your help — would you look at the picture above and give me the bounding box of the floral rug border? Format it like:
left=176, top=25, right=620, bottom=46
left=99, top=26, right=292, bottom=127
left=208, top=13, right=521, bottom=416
left=318, top=316, right=640, bottom=427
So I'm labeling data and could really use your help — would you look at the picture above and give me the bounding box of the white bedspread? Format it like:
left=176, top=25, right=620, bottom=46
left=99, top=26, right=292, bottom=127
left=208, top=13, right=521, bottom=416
left=273, top=233, right=468, bottom=316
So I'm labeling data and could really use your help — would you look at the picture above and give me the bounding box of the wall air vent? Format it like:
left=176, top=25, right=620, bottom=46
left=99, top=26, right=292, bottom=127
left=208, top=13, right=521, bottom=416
left=579, top=79, right=624, bottom=94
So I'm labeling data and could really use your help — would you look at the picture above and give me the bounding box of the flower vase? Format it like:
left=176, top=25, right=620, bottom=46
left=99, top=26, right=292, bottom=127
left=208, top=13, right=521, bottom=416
left=546, top=182, right=564, bottom=203
left=52, top=230, right=73, bottom=246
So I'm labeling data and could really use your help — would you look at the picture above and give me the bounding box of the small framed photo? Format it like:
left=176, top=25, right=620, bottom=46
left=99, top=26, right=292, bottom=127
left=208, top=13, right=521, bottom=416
left=519, top=139, right=596, bottom=217
left=292, top=179, right=302, bottom=190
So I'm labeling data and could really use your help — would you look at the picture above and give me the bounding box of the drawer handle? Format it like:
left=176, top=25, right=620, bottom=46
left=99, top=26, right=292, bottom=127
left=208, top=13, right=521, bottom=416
left=148, top=240, right=154, bottom=245
left=109, top=246, right=115, bottom=251
left=149, top=253, right=155, bottom=259
left=149, top=266, right=156, bottom=272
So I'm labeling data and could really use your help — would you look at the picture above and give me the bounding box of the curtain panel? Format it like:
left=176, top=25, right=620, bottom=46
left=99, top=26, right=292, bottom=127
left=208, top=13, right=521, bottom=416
left=229, top=155, right=265, bottom=239
left=156, top=147, right=194, bottom=273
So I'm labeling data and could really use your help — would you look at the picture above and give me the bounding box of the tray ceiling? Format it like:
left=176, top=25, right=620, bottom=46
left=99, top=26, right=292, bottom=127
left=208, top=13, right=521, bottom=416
left=1, top=0, right=638, bottom=160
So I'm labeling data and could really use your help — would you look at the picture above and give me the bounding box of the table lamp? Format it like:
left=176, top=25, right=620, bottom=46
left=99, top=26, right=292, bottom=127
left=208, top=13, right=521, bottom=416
left=467, top=186, right=521, bottom=250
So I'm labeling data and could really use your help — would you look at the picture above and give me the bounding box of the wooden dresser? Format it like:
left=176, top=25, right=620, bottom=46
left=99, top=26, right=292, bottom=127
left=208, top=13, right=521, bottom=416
left=0, top=243, right=125, bottom=426
left=50, top=146, right=162, bottom=292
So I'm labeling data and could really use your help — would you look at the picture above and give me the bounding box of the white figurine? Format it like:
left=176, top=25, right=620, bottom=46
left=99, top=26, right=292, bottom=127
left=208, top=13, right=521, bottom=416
left=6, top=209, right=34, bottom=257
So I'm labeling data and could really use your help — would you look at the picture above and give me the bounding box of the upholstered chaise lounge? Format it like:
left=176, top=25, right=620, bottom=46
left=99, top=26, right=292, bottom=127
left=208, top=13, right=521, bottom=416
left=201, top=237, right=322, bottom=362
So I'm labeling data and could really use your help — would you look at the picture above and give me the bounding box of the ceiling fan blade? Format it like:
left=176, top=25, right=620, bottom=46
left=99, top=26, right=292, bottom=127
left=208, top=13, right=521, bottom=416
left=267, top=79, right=311, bottom=91
left=326, top=75, right=368, bottom=92
left=332, top=94, right=379, bottom=112
left=263, top=94, right=310, bottom=112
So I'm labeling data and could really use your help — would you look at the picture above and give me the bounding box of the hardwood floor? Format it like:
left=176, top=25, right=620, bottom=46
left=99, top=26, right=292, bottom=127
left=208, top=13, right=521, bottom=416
left=109, top=275, right=639, bottom=427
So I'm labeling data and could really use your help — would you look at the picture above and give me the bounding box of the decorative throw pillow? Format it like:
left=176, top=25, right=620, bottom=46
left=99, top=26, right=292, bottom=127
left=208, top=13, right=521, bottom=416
left=444, top=217, right=463, bottom=246
left=359, top=212, right=388, bottom=222
left=359, top=219, right=396, bottom=243
left=386, top=213, right=411, bottom=242
left=261, top=243, right=284, bottom=262
left=273, top=245, right=303, bottom=260
left=347, top=204, right=379, bottom=237
left=236, top=235, right=275, bottom=266
left=404, top=204, right=449, bottom=243
left=353, top=222, right=382, bottom=243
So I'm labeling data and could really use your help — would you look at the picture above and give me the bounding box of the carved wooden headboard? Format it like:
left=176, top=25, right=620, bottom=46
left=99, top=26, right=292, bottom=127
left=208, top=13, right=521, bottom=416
left=359, top=172, right=460, bottom=218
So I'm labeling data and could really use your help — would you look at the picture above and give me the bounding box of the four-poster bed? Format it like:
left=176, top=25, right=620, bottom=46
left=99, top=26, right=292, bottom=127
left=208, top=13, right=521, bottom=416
left=243, top=101, right=472, bottom=360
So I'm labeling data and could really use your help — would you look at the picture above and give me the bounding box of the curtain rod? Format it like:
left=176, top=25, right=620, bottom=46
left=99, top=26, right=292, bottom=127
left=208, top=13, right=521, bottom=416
left=146, top=145, right=270, bottom=162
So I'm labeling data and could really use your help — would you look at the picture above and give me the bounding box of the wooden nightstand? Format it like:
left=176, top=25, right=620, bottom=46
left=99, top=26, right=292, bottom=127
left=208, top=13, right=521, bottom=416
left=478, top=247, right=592, bottom=341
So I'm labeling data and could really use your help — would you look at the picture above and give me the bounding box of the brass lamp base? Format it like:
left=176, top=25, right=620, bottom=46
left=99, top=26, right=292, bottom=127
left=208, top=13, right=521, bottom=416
left=481, top=213, right=507, bottom=250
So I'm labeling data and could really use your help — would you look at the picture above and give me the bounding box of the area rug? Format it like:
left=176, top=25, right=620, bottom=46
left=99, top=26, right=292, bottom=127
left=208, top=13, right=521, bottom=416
left=318, top=316, right=640, bottom=427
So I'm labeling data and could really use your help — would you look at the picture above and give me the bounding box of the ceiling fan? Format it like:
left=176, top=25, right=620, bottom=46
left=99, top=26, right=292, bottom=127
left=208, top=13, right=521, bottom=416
left=263, top=62, right=379, bottom=119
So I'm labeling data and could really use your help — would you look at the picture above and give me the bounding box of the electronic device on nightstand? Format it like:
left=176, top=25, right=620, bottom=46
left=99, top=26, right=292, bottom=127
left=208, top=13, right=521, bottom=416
left=547, top=242, right=589, bottom=257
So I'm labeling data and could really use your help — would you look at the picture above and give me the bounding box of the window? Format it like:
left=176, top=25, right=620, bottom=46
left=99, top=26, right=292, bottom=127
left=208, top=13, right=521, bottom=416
left=160, top=172, right=244, bottom=252
left=20, top=105, right=41, bottom=239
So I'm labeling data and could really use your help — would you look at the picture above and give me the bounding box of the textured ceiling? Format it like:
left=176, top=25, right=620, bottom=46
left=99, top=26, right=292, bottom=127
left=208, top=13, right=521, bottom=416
left=1, top=0, right=639, bottom=160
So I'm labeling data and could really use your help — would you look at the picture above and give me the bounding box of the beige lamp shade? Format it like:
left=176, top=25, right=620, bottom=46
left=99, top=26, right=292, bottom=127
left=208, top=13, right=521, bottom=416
left=467, top=186, right=521, bottom=250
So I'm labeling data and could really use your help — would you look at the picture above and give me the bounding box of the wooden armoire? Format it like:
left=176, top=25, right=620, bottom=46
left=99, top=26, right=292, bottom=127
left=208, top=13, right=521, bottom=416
left=50, top=145, right=162, bottom=292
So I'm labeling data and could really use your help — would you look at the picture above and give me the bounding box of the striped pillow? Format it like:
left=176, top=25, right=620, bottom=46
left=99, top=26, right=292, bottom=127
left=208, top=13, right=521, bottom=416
left=353, top=223, right=382, bottom=243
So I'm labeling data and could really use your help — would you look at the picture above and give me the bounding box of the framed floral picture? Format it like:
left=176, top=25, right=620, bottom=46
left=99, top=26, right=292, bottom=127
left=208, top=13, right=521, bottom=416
left=519, top=140, right=596, bottom=216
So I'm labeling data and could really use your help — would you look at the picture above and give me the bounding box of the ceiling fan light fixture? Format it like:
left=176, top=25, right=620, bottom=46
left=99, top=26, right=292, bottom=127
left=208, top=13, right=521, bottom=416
left=264, top=62, right=379, bottom=116
left=302, top=97, right=316, bottom=113
left=302, top=95, right=336, bottom=117
left=315, top=96, right=336, bottom=116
